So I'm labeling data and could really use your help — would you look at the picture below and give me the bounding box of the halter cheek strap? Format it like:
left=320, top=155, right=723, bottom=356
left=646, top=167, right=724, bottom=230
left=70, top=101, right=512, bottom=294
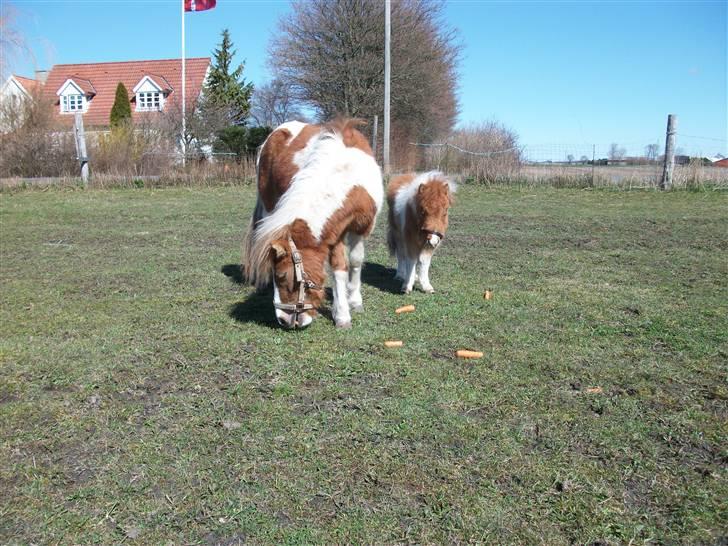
left=273, top=236, right=318, bottom=327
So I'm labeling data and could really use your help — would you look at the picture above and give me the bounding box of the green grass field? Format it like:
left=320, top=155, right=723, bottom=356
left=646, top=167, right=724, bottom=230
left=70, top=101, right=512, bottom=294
left=1, top=185, right=726, bottom=544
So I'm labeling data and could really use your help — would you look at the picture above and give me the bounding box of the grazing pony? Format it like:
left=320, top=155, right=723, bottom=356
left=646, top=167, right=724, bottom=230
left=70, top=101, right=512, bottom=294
left=242, top=119, right=383, bottom=329
left=387, top=171, right=456, bottom=293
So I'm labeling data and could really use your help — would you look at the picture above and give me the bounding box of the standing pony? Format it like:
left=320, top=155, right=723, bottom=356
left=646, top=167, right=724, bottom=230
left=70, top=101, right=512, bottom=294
left=242, top=119, right=383, bottom=329
left=387, top=171, right=456, bottom=294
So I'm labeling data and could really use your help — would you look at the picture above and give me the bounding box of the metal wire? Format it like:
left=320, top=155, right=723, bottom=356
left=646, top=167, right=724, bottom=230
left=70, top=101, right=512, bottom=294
left=410, top=142, right=522, bottom=157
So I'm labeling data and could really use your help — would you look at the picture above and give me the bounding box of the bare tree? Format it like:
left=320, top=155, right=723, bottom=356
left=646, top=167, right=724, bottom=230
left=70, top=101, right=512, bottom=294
left=645, top=143, right=660, bottom=161
left=608, top=143, right=626, bottom=160
left=566, top=154, right=574, bottom=164
left=0, top=3, right=32, bottom=80
left=250, top=78, right=306, bottom=127
left=269, top=0, right=460, bottom=158
left=158, top=98, right=231, bottom=157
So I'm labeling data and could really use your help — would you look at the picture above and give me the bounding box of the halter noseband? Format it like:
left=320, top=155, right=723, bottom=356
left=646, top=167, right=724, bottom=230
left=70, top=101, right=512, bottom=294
left=273, top=236, right=318, bottom=327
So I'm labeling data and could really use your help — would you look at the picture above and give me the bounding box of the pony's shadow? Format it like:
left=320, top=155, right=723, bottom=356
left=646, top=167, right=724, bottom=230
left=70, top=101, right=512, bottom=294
left=222, top=263, right=277, bottom=328
left=361, top=261, right=401, bottom=294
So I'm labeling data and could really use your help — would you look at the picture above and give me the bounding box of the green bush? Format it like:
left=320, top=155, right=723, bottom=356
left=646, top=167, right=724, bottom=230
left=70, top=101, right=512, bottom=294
left=213, top=125, right=272, bottom=162
left=109, top=83, right=132, bottom=128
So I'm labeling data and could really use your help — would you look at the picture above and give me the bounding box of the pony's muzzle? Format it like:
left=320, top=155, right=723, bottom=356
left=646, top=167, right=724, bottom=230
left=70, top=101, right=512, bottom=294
left=275, top=309, right=313, bottom=329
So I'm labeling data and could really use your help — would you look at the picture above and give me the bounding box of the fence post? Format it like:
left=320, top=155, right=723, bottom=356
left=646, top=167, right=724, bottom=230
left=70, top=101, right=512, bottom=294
left=383, top=0, right=391, bottom=176
left=660, top=114, right=676, bottom=190
left=371, top=115, right=378, bottom=160
left=591, top=144, right=595, bottom=186
left=73, top=113, right=89, bottom=184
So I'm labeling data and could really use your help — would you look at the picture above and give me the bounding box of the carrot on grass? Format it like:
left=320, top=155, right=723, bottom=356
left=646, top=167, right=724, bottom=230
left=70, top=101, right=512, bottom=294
left=456, top=350, right=483, bottom=359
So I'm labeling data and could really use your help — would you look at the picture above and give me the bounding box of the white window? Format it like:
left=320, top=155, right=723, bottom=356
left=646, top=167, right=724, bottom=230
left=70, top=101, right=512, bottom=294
left=137, top=91, right=162, bottom=111
left=61, top=94, right=84, bottom=112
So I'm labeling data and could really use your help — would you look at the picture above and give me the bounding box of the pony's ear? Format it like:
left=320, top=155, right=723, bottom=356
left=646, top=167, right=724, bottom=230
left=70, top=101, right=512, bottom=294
left=270, top=241, right=288, bottom=260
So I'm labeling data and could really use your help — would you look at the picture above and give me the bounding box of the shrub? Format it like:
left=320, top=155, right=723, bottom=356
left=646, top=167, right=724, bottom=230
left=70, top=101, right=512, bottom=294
left=419, top=121, right=522, bottom=183
left=213, top=125, right=248, bottom=161
left=0, top=91, right=78, bottom=177
left=109, top=83, right=132, bottom=129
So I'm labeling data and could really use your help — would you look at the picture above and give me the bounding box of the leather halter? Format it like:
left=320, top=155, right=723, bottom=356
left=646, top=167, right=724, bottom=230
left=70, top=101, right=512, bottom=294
left=273, top=236, right=318, bottom=327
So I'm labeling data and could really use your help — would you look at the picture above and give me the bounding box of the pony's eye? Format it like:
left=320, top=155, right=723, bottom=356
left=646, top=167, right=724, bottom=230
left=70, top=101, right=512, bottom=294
left=275, top=272, right=288, bottom=282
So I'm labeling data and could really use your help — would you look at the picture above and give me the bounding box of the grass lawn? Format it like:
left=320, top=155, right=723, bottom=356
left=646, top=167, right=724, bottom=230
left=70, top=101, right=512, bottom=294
left=1, top=185, right=726, bottom=544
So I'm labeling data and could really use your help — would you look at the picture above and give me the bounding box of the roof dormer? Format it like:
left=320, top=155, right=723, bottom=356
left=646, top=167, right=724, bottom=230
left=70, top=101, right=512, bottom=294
left=56, top=77, right=95, bottom=114
left=133, top=75, right=171, bottom=112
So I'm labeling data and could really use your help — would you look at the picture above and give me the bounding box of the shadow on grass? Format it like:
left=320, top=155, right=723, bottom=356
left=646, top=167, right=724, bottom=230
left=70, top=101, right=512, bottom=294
left=221, top=263, right=244, bottom=284
left=228, top=289, right=278, bottom=328
left=222, top=263, right=277, bottom=328
left=361, top=261, right=401, bottom=294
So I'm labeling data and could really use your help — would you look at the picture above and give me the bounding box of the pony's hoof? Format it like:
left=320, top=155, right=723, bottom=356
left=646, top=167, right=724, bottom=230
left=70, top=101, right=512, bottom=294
left=422, top=287, right=435, bottom=294
left=336, top=320, right=352, bottom=329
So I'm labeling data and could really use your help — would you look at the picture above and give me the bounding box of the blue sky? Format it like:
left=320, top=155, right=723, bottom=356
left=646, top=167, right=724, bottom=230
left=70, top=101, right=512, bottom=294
left=7, top=0, right=727, bottom=156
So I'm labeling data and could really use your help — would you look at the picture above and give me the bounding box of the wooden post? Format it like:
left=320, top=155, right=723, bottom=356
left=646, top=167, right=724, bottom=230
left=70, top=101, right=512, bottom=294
left=660, top=114, right=676, bottom=190
left=383, top=0, right=391, bottom=176
left=371, top=115, right=378, bottom=159
left=591, top=144, right=595, bottom=186
left=73, top=113, right=89, bottom=183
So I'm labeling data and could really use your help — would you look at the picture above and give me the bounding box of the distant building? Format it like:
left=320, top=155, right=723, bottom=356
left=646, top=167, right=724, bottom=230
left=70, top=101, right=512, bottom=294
left=1, top=57, right=210, bottom=129
left=0, top=74, right=46, bottom=131
left=713, top=158, right=728, bottom=168
left=0, top=74, right=43, bottom=101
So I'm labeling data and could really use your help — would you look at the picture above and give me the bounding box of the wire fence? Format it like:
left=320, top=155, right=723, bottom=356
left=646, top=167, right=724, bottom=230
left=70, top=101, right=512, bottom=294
left=412, top=135, right=728, bottom=189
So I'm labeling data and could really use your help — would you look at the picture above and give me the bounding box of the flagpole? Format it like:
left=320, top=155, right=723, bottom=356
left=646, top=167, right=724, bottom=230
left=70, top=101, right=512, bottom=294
left=181, top=0, right=186, bottom=166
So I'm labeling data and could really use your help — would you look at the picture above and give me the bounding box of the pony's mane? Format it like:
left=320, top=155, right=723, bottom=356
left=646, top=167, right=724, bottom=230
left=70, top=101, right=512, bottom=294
left=245, top=224, right=289, bottom=289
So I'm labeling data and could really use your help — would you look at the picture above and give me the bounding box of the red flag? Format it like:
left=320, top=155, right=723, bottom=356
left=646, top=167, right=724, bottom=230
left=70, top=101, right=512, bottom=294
left=184, top=0, right=215, bottom=12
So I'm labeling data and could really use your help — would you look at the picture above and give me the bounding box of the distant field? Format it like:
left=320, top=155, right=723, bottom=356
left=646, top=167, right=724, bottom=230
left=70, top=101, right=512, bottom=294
left=1, top=186, right=726, bottom=544
left=520, top=163, right=728, bottom=186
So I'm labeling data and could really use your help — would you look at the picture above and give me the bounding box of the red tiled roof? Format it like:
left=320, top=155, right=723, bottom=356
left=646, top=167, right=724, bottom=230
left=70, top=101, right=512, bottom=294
left=143, top=74, right=174, bottom=92
left=65, top=76, right=96, bottom=95
left=12, top=75, right=43, bottom=95
left=42, top=57, right=210, bottom=127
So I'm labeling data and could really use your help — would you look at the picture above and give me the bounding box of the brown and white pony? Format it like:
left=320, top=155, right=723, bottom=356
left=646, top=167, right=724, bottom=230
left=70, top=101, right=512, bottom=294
left=387, top=171, right=456, bottom=294
left=242, top=119, right=383, bottom=329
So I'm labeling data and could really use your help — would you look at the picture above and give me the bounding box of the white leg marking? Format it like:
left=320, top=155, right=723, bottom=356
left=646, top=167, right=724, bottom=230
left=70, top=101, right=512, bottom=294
left=332, top=270, right=352, bottom=328
left=347, top=234, right=365, bottom=312
left=418, top=252, right=435, bottom=293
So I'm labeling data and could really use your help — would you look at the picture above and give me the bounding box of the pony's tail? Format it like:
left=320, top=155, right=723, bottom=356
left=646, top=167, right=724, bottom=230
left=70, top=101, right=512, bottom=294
left=241, top=196, right=265, bottom=285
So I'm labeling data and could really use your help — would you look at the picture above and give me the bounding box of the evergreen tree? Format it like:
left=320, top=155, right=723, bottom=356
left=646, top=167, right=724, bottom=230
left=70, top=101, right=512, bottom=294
left=203, top=29, right=254, bottom=125
left=109, top=82, right=132, bottom=128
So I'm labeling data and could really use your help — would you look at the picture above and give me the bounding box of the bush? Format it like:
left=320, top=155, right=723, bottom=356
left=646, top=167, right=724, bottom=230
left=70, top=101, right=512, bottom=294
left=213, top=125, right=272, bottom=162
left=246, top=126, right=272, bottom=154
left=0, top=92, right=78, bottom=178
left=109, top=83, right=132, bottom=128
left=418, top=121, right=522, bottom=183
left=213, top=125, right=248, bottom=161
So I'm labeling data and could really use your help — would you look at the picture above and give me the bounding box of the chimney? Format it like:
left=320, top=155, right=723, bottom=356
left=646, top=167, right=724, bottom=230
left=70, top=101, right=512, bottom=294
left=35, top=70, right=49, bottom=84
